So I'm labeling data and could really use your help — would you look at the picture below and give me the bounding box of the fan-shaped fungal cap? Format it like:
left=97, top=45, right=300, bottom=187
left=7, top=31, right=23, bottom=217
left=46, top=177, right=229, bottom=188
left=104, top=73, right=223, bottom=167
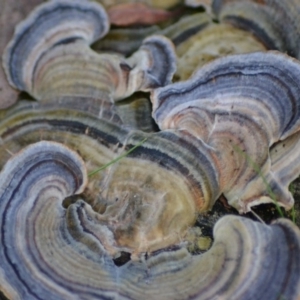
left=270, top=131, right=300, bottom=194
left=0, top=141, right=300, bottom=300
left=152, top=51, right=300, bottom=212
left=160, top=11, right=266, bottom=81
left=93, top=25, right=159, bottom=55
left=0, top=101, right=220, bottom=253
left=160, top=12, right=212, bottom=49
left=126, top=35, right=177, bottom=91
left=0, top=0, right=46, bottom=109
left=213, top=0, right=300, bottom=58
left=3, top=0, right=176, bottom=103
left=174, top=23, right=266, bottom=80
left=26, top=34, right=175, bottom=101
left=3, top=0, right=110, bottom=92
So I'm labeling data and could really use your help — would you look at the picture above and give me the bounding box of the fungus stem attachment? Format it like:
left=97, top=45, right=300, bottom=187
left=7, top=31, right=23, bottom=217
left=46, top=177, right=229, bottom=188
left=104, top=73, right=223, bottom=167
left=88, top=138, right=147, bottom=177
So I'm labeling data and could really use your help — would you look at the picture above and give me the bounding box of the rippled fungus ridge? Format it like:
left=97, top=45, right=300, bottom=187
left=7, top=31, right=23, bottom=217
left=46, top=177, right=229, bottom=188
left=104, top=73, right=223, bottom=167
left=1, top=0, right=300, bottom=299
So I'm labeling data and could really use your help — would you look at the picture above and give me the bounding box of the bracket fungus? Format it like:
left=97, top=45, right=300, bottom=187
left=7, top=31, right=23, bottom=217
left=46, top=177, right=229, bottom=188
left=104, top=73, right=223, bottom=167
left=0, top=100, right=219, bottom=254
left=1, top=0, right=300, bottom=299
left=92, top=25, right=160, bottom=56
left=3, top=0, right=176, bottom=103
left=158, top=10, right=267, bottom=81
left=0, top=0, right=46, bottom=109
left=172, top=21, right=266, bottom=80
left=0, top=141, right=300, bottom=299
left=152, top=51, right=300, bottom=213
left=212, top=0, right=300, bottom=58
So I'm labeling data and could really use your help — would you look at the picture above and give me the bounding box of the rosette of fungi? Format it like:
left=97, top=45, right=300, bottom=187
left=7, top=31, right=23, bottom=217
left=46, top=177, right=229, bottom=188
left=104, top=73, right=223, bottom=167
left=93, top=12, right=211, bottom=65
left=1, top=1, right=300, bottom=299
left=152, top=51, right=300, bottom=212
left=212, top=0, right=300, bottom=58
left=2, top=0, right=176, bottom=104
left=0, top=141, right=300, bottom=299
left=161, top=0, right=300, bottom=81
left=0, top=98, right=218, bottom=255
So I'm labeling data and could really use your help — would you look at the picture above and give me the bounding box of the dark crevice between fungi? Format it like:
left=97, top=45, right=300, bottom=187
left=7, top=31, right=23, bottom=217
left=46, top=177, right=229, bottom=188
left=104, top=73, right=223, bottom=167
left=62, top=194, right=84, bottom=209
left=17, top=91, right=36, bottom=101
left=113, top=251, right=131, bottom=266
left=0, top=290, right=9, bottom=300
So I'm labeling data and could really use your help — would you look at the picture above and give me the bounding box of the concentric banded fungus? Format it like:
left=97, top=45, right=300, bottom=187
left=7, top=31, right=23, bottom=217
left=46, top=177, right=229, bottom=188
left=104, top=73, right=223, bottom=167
left=3, top=0, right=110, bottom=92
left=116, top=93, right=158, bottom=132
left=270, top=131, right=300, bottom=194
left=212, top=0, right=300, bottom=58
left=152, top=51, right=300, bottom=212
left=2, top=1, right=300, bottom=299
left=0, top=101, right=219, bottom=253
left=159, top=11, right=266, bottom=81
left=0, top=0, right=45, bottom=109
left=0, top=144, right=300, bottom=300
left=173, top=22, right=266, bottom=80
left=3, top=0, right=176, bottom=102
left=160, top=12, right=212, bottom=48
left=93, top=26, right=159, bottom=56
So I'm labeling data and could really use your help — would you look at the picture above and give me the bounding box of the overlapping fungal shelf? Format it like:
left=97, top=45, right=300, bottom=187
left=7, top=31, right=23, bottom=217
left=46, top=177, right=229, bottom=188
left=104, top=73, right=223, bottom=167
left=1, top=146, right=299, bottom=299
left=152, top=51, right=300, bottom=212
left=213, top=0, right=300, bottom=57
left=3, top=0, right=176, bottom=102
left=1, top=0, right=300, bottom=299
